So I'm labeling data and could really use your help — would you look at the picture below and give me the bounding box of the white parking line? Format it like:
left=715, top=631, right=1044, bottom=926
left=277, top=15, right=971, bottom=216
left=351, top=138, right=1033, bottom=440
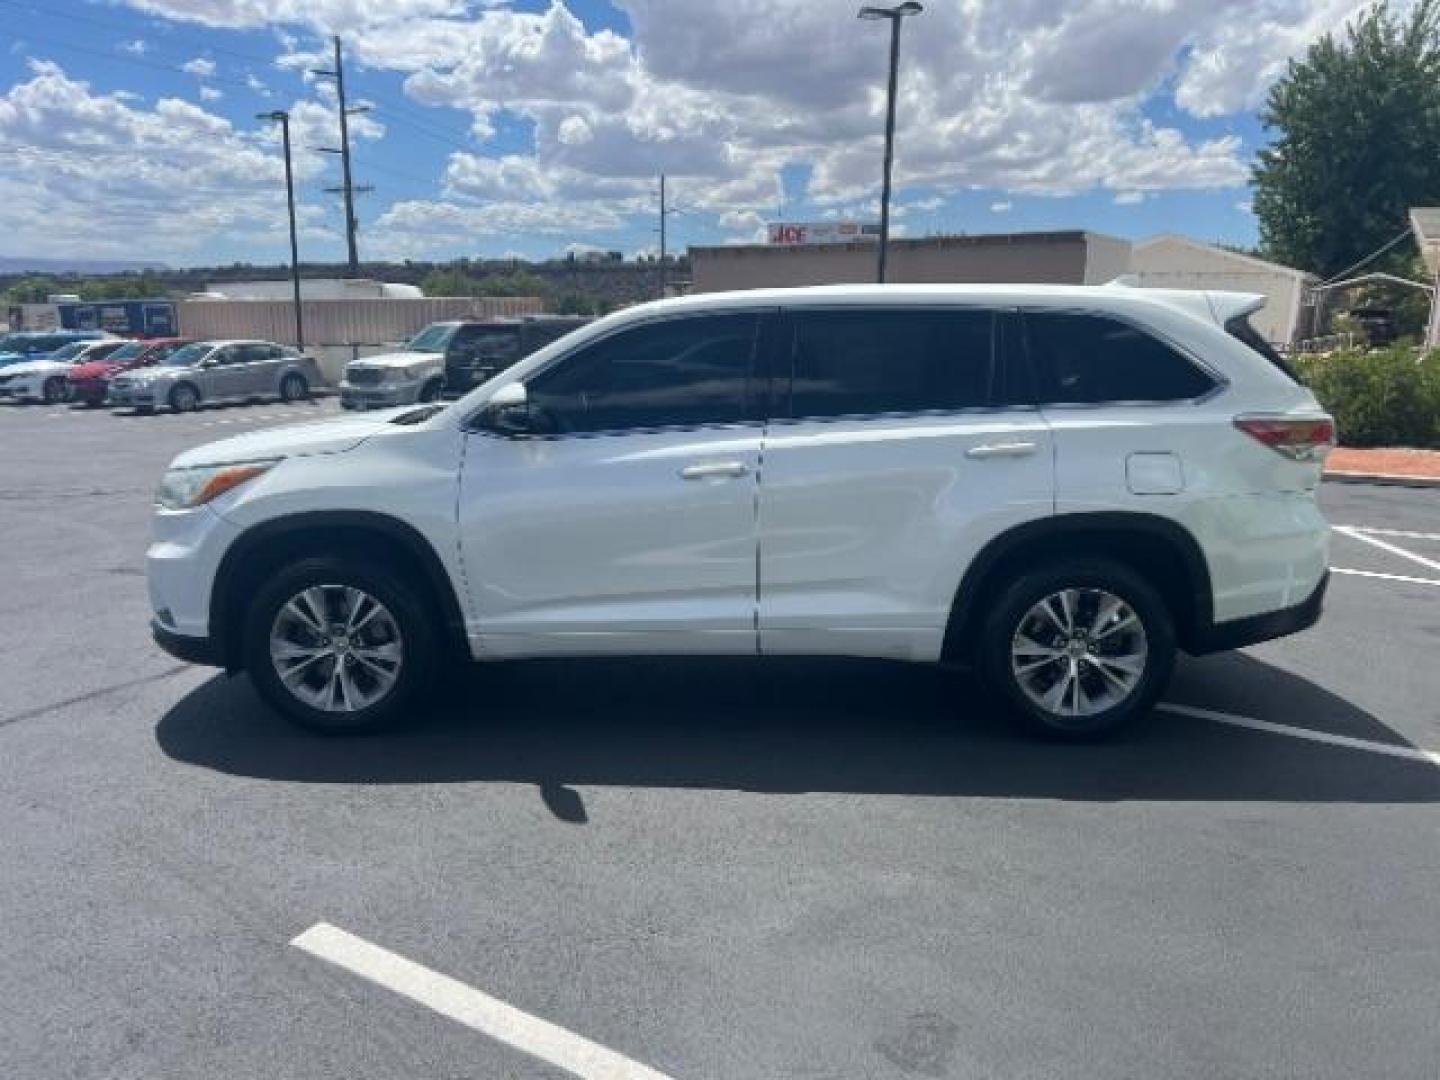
left=1332, top=567, right=1440, bottom=588
left=1337, top=525, right=1440, bottom=544
left=1333, top=526, right=1440, bottom=575
left=1160, top=703, right=1440, bottom=765
left=292, top=922, right=676, bottom=1080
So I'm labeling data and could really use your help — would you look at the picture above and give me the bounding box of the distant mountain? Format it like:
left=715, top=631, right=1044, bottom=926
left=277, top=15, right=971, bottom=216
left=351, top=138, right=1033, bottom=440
left=0, top=256, right=168, bottom=275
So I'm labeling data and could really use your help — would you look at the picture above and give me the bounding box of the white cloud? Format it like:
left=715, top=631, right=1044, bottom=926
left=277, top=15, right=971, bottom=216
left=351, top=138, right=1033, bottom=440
left=0, top=61, right=338, bottom=259
left=246, top=73, right=271, bottom=96
left=991, top=201, right=1013, bottom=214
left=1113, top=191, right=1146, bottom=205
left=119, top=40, right=149, bottom=55
left=181, top=57, right=217, bottom=77
left=83, top=0, right=1377, bottom=260
left=199, top=86, right=223, bottom=102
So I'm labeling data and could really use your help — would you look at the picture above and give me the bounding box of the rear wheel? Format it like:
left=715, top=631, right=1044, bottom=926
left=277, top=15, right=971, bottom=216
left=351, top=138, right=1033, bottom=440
left=168, top=383, right=199, bottom=413
left=979, top=559, right=1175, bottom=740
left=280, top=373, right=309, bottom=402
left=243, top=555, right=438, bottom=733
left=42, top=377, right=67, bottom=405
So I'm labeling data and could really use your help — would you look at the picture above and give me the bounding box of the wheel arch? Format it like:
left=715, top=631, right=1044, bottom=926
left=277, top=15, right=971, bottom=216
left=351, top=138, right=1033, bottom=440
left=942, top=512, right=1214, bottom=661
left=210, top=510, right=468, bottom=671
left=168, top=380, right=201, bottom=406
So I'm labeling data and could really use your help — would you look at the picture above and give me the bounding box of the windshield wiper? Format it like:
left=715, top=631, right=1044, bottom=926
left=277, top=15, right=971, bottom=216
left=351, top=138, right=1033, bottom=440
left=389, top=404, right=446, bottom=425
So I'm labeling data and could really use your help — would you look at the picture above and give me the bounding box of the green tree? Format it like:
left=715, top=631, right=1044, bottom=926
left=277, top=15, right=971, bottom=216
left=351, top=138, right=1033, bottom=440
left=3, top=276, right=60, bottom=304
left=1253, top=0, right=1440, bottom=277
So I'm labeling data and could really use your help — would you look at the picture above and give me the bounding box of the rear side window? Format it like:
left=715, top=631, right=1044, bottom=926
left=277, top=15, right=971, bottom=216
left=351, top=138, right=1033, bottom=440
left=1225, top=313, right=1300, bottom=383
left=784, top=308, right=996, bottom=419
left=1024, top=312, right=1216, bottom=404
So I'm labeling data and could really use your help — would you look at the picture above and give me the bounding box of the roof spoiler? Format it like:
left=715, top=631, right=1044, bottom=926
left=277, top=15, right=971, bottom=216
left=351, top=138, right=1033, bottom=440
left=1204, top=291, right=1266, bottom=326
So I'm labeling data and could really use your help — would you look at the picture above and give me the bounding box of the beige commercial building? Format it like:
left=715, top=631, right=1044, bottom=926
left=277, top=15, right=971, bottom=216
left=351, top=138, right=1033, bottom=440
left=689, top=231, right=1133, bottom=294
left=1131, top=235, right=1317, bottom=347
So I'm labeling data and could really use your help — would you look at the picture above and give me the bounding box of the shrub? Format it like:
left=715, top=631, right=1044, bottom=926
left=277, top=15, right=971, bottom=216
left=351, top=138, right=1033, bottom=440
left=1291, top=346, right=1440, bottom=448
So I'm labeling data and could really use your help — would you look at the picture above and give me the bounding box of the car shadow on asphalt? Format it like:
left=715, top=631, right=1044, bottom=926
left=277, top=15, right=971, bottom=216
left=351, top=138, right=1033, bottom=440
left=154, top=652, right=1440, bottom=814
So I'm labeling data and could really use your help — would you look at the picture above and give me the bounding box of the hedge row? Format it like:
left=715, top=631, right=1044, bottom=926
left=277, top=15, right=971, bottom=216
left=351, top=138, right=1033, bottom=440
left=1290, top=346, right=1440, bottom=449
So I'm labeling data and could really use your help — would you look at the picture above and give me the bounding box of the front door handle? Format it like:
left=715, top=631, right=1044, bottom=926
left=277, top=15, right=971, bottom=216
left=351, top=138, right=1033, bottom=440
left=966, top=441, right=1038, bottom=460
left=679, top=461, right=751, bottom=481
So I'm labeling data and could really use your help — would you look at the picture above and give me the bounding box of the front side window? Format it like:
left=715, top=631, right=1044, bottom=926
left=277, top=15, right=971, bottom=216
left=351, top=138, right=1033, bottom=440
left=525, top=313, right=757, bottom=434
left=784, top=308, right=996, bottom=419
left=1024, top=312, right=1216, bottom=404
left=163, top=343, right=211, bottom=367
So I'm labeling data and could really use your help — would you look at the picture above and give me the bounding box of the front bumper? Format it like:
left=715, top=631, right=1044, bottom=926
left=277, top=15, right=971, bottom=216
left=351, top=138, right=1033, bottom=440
left=147, top=505, right=242, bottom=649
left=108, top=384, right=158, bottom=405
left=70, top=378, right=108, bottom=402
left=152, top=619, right=224, bottom=667
left=339, top=382, right=419, bottom=410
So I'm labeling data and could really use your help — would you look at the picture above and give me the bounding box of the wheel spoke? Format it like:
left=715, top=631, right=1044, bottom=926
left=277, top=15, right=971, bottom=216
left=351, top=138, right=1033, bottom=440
left=1089, top=594, right=1125, bottom=636
left=353, top=640, right=401, bottom=667
left=1092, top=613, right=1138, bottom=641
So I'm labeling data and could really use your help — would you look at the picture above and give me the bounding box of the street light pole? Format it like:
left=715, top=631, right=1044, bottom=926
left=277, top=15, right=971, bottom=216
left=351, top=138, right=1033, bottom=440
left=257, top=110, right=305, bottom=351
left=858, top=2, right=923, bottom=284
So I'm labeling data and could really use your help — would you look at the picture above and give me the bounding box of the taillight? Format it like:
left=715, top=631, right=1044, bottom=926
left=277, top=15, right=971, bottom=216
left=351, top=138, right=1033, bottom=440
left=1233, top=415, right=1336, bottom=461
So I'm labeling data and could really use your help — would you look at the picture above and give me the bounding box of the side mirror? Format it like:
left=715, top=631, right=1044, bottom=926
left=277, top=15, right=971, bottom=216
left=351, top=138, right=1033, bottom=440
left=478, top=381, right=532, bottom=436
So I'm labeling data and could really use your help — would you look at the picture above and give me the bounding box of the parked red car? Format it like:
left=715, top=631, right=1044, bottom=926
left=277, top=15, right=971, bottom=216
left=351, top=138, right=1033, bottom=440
left=67, top=338, right=191, bottom=407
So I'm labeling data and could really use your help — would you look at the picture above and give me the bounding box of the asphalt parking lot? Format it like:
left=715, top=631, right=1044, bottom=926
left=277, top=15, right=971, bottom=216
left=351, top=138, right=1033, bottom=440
left=2, top=396, right=1438, bottom=1079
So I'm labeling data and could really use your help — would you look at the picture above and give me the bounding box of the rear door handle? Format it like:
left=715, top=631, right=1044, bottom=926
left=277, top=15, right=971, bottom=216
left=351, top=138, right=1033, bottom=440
left=679, top=461, right=751, bottom=481
left=966, top=441, right=1038, bottom=460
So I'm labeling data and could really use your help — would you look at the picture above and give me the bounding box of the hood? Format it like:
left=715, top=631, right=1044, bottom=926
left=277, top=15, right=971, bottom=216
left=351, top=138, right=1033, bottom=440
left=348, top=350, right=436, bottom=370
left=70, top=360, right=123, bottom=380
left=169, top=409, right=415, bottom=468
left=0, top=359, right=67, bottom=379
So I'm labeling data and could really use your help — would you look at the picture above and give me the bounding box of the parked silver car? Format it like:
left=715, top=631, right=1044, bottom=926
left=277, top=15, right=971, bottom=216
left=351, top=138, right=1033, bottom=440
left=108, top=339, right=320, bottom=413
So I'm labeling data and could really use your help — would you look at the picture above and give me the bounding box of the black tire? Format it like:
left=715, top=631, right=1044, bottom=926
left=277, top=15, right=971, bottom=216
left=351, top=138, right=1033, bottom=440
left=280, top=373, right=309, bottom=402
left=42, top=377, right=67, bottom=405
left=418, top=378, right=444, bottom=403
left=242, top=555, right=438, bottom=734
left=978, top=558, right=1176, bottom=741
left=169, top=383, right=200, bottom=413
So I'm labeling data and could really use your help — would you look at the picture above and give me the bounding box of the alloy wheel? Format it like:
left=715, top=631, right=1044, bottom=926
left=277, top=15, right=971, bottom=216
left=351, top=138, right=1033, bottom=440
left=268, top=584, right=404, bottom=712
left=1010, top=587, right=1149, bottom=719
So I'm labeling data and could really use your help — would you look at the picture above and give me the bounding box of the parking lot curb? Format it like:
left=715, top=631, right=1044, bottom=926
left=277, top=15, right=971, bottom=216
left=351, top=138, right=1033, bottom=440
left=1323, top=470, right=1440, bottom=489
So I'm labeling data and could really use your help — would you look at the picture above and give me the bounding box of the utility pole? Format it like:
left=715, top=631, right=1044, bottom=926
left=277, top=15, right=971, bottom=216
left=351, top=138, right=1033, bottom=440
left=312, top=36, right=371, bottom=277
left=858, top=3, right=923, bottom=283
left=655, top=174, right=683, bottom=299
left=256, top=110, right=304, bottom=351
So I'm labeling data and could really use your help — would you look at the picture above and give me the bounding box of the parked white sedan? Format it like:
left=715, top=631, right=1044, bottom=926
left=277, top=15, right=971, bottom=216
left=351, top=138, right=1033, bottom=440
left=0, top=338, right=125, bottom=404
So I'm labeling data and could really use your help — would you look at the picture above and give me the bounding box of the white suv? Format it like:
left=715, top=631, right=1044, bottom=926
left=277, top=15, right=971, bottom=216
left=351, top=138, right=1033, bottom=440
left=147, top=285, right=1333, bottom=739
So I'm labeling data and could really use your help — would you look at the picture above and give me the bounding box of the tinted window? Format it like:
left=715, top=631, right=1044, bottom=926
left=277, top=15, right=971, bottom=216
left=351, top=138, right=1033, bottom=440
left=1225, top=313, right=1299, bottom=383
left=1024, top=312, right=1215, bottom=404
left=784, top=309, right=996, bottom=419
left=526, top=314, right=756, bottom=434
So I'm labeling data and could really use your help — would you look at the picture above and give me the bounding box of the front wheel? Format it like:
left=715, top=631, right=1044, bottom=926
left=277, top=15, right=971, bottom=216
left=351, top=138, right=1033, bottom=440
left=979, top=559, right=1176, bottom=741
left=168, top=383, right=199, bottom=413
left=418, top=378, right=444, bottom=403
left=243, top=556, right=438, bottom=733
left=279, top=373, right=309, bottom=402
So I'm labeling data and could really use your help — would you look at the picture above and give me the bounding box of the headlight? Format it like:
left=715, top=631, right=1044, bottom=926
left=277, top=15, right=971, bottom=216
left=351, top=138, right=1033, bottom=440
left=155, top=459, right=279, bottom=510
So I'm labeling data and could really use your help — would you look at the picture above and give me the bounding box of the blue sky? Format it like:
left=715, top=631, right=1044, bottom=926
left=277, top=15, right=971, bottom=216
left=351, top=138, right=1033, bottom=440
left=0, top=1, right=1370, bottom=268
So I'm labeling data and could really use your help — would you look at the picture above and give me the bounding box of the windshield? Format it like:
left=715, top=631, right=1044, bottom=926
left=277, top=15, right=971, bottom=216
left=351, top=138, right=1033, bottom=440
left=162, top=342, right=212, bottom=367
left=405, top=324, right=459, bottom=353
left=47, top=342, right=89, bottom=362
left=104, top=342, right=146, bottom=362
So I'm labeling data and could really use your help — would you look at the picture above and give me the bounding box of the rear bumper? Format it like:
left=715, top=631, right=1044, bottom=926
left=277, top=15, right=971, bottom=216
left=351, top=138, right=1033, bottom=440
left=1189, top=571, right=1329, bottom=654
left=152, top=619, right=224, bottom=667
